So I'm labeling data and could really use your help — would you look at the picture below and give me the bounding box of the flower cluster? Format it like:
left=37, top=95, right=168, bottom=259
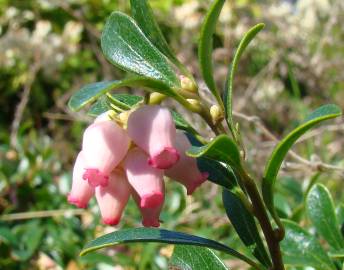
left=67, top=105, right=209, bottom=227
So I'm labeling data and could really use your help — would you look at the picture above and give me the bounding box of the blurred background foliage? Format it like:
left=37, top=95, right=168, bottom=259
left=0, top=0, right=343, bottom=269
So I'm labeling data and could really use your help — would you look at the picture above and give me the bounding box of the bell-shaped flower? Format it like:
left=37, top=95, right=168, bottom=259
left=124, top=148, right=165, bottom=209
left=166, top=131, right=208, bottom=195
left=131, top=188, right=164, bottom=227
left=67, top=151, right=94, bottom=208
left=95, top=169, right=131, bottom=225
left=127, top=105, right=179, bottom=169
left=82, top=120, right=130, bottom=187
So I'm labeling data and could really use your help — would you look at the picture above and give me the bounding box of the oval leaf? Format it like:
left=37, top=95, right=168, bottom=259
left=68, top=77, right=164, bottom=112
left=197, top=157, right=237, bottom=190
left=80, top=227, right=259, bottom=268
left=185, top=133, right=239, bottom=190
left=306, top=184, right=344, bottom=250
left=130, top=0, right=178, bottom=65
left=198, top=0, right=225, bottom=105
left=225, top=23, right=264, bottom=129
left=262, top=104, right=342, bottom=226
left=68, top=80, right=124, bottom=111
left=88, top=96, right=111, bottom=116
left=187, top=135, right=241, bottom=168
left=101, top=12, right=179, bottom=88
left=222, top=189, right=271, bottom=267
left=281, top=220, right=335, bottom=270
left=169, top=245, right=228, bottom=270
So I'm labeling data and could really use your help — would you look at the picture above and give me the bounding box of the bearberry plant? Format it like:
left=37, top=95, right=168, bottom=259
left=67, top=0, right=344, bottom=269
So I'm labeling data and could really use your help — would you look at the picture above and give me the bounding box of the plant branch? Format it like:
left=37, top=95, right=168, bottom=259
left=239, top=168, right=285, bottom=270
left=10, top=60, right=40, bottom=149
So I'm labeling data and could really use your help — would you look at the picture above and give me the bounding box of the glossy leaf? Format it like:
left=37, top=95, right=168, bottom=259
left=169, top=245, right=228, bottom=270
left=198, top=0, right=225, bottom=105
left=187, top=134, right=241, bottom=168
left=101, top=12, right=179, bottom=88
left=88, top=96, right=111, bottom=116
left=130, top=0, right=178, bottom=65
left=262, top=104, right=342, bottom=225
left=171, top=111, right=198, bottom=135
left=306, top=184, right=344, bottom=250
left=80, top=227, right=260, bottom=268
left=197, top=158, right=237, bottom=190
left=225, top=24, right=264, bottom=129
left=69, top=80, right=124, bottom=111
left=108, top=93, right=143, bottom=110
left=222, top=189, right=271, bottom=267
left=185, top=133, right=238, bottom=190
left=281, top=220, right=335, bottom=270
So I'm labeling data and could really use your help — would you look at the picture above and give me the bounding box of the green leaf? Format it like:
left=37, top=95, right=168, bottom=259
left=262, top=104, right=342, bottom=226
left=88, top=96, right=111, bottom=116
left=68, top=78, right=151, bottom=112
left=198, top=0, right=225, bottom=105
left=169, top=245, right=228, bottom=270
left=88, top=94, right=143, bottom=116
left=222, top=189, right=271, bottom=267
left=187, top=134, right=241, bottom=168
left=185, top=133, right=238, bottom=190
left=336, top=204, right=344, bottom=225
left=306, top=184, right=344, bottom=250
left=225, top=23, right=264, bottom=129
left=0, top=227, right=16, bottom=245
left=80, top=228, right=259, bottom=268
left=171, top=111, right=198, bottom=135
left=107, top=93, right=143, bottom=110
left=281, top=220, right=335, bottom=270
left=328, top=249, right=344, bottom=259
left=130, top=0, right=178, bottom=65
left=69, top=80, right=122, bottom=111
left=101, top=12, right=180, bottom=88
left=197, top=158, right=237, bottom=190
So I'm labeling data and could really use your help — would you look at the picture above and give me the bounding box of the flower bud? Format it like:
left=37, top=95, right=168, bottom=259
left=165, top=131, right=208, bottom=195
left=127, top=105, right=179, bottom=169
left=210, top=104, right=224, bottom=124
left=82, top=120, right=130, bottom=187
left=95, top=169, right=131, bottom=226
left=180, top=76, right=197, bottom=93
left=132, top=188, right=164, bottom=227
left=124, top=148, right=165, bottom=209
left=67, top=151, right=94, bottom=208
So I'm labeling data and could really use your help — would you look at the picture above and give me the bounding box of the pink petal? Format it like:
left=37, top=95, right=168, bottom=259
left=82, top=120, right=130, bottom=187
left=95, top=169, right=131, bottom=226
left=132, top=188, right=164, bottom=228
left=124, top=148, right=165, bottom=209
left=165, top=131, right=208, bottom=195
left=127, top=105, right=179, bottom=169
left=67, top=151, right=94, bottom=208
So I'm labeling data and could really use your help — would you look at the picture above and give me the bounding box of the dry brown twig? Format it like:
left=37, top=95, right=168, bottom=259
left=10, top=54, right=41, bottom=149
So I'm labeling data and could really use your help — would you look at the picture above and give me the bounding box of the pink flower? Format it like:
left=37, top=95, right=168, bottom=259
left=95, top=169, right=131, bottom=225
left=124, top=148, right=165, bottom=209
left=132, top=189, right=164, bottom=227
left=166, top=131, right=208, bottom=195
left=67, top=152, right=94, bottom=208
left=127, top=105, right=179, bottom=169
left=82, top=120, right=130, bottom=187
